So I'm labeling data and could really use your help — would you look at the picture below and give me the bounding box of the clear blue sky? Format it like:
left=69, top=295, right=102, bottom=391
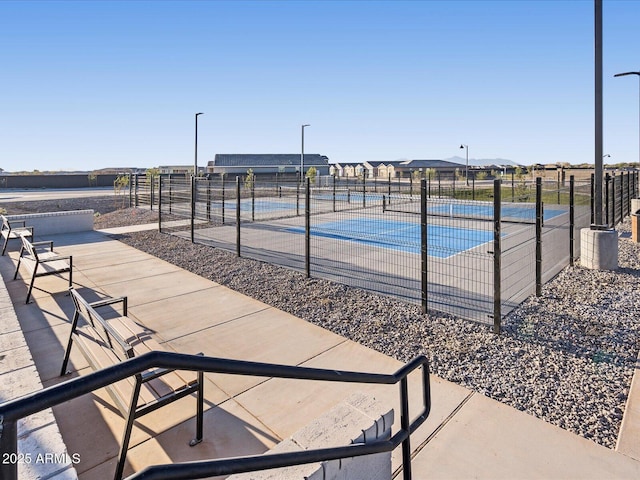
left=1, top=0, right=639, bottom=172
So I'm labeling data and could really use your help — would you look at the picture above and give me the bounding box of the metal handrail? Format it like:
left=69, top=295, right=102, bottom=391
left=0, top=351, right=430, bottom=480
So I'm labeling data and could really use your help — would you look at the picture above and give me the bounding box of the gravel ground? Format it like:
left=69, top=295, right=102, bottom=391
left=3, top=196, right=639, bottom=449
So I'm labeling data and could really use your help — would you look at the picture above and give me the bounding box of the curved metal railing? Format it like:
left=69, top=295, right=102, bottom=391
left=0, top=351, right=430, bottom=480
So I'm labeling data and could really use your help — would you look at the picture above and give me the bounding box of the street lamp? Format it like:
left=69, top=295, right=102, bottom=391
left=301, top=124, right=310, bottom=183
left=614, top=71, right=640, bottom=166
left=194, top=112, right=204, bottom=176
left=460, top=144, right=469, bottom=186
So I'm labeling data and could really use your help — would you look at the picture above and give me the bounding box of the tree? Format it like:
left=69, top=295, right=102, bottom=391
left=244, top=168, right=255, bottom=191
left=305, top=166, right=317, bottom=184
left=424, top=168, right=436, bottom=180
left=145, top=167, right=160, bottom=179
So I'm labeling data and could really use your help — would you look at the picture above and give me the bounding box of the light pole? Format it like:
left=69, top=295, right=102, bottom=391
left=614, top=71, right=640, bottom=166
left=460, top=144, right=469, bottom=186
left=194, top=112, right=204, bottom=176
left=301, top=124, right=310, bottom=183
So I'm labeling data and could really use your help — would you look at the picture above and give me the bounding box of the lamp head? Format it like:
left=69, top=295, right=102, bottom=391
left=614, top=71, right=640, bottom=77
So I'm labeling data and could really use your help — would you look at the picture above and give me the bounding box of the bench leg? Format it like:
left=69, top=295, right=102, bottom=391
left=1, top=237, right=8, bottom=256
left=114, top=381, right=142, bottom=480
left=60, top=311, right=79, bottom=376
left=68, top=257, right=73, bottom=291
left=189, top=371, right=204, bottom=447
left=25, top=273, right=36, bottom=304
left=12, top=252, right=22, bottom=280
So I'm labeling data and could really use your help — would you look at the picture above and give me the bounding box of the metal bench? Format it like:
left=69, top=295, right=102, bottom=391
left=1, top=214, right=34, bottom=256
left=13, top=234, right=72, bottom=303
left=60, top=288, right=204, bottom=480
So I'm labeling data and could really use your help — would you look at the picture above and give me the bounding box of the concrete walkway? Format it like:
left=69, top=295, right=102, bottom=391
left=1, top=227, right=639, bottom=479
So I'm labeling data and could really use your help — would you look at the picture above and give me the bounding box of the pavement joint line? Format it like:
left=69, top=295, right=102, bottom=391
left=406, top=390, right=476, bottom=464
left=296, top=338, right=351, bottom=365
left=0, top=362, right=39, bottom=380
left=154, top=305, right=275, bottom=344
left=17, top=417, right=57, bottom=439
left=100, top=285, right=220, bottom=306
left=39, top=465, right=76, bottom=480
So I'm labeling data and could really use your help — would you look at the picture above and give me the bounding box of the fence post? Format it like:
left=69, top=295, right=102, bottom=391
left=472, top=175, right=475, bottom=200
left=305, top=177, right=311, bottom=278
left=388, top=173, right=391, bottom=196
left=222, top=178, right=226, bottom=224
left=605, top=173, right=611, bottom=227
left=236, top=177, right=241, bottom=257
left=421, top=179, right=427, bottom=314
left=569, top=175, right=575, bottom=266
left=619, top=172, right=624, bottom=220
left=206, top=180, right=211, bottom=221
left=493, top=179, right=501, bottom=334
left=251, top=177, right=256, bottom=222
left=158, top=176, right=162, bottom=233
left=0, top=417, right=18, bottom=480
left=190, top=175, right=195, bottom=243
left=511, top=171, right=515, bottom=202
left=296, top=182, right=300, bottom=216
left=129, top=173, right=133, bottom=207
left=333, top=175, right=336, bottom=212
left=590, top=173, right=595, bottom=225
left=535, top=177, right=542, bottom=297
left=150, top=174, right=155, bottom=210
left=168, top=174, right=172, bottom=214
left=626, top=171, right=631, bottom=216
left=363, top=174, right=367, bottom=209
left=135, top=174, right=139, bottom=207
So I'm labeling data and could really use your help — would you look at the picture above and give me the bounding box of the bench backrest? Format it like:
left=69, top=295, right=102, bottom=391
left=19, top=234, right=39, bottom=262
left=70, top=289, right=134, bottom=362
left=1, top=215, right=11, bottom=234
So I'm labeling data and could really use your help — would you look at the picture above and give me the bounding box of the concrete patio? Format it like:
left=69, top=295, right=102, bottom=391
left=0, top=226, right=639, bottom=479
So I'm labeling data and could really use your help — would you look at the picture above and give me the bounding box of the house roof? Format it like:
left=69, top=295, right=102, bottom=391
left=402, top=159, right=465, bottom=169
left=364, top=161, right=404, bottom=167
left=210, top=154, right=329, bottom=168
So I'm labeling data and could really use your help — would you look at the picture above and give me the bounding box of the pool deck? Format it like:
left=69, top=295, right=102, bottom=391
left=0, top=224, right=639, bottom=479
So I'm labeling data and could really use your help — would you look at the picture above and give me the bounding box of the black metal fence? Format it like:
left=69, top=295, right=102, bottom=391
left=156, top=171, right=637, bottom=331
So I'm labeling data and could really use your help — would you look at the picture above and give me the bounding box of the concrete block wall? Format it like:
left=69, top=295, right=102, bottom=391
left=7, top=210, right=94, bottom=236
left=229, top=392, right=394, bottom=480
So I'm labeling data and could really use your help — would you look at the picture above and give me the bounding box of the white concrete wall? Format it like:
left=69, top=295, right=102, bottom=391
left=580, top=228, right=618, bottom=270
left=7, top=210, right=94, bottom=236
left=229, top=392, right=394, bottom=480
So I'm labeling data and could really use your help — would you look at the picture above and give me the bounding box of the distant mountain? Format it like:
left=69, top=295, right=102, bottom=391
left=445, top=156, right=524, bottom=168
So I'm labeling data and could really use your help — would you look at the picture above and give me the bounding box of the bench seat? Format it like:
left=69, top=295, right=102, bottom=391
left=13, top=236, right=72, bottom=303
left=1, top=214, right=33, bottom=256
left=60, top=288, right=204, bottom=480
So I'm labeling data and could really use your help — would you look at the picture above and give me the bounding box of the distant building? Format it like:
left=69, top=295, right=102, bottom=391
left=207, top=154, right=330, bottom=178
left=158, top=165, right=202, bottom=175
left=332, top=159, right=465, bottom=179
left=91, top=167, right=146, bottom=175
